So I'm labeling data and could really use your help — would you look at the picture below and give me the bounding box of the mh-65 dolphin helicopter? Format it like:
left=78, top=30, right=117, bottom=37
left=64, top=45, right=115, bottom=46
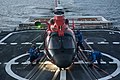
left=34, top=0, right=77, bottom=68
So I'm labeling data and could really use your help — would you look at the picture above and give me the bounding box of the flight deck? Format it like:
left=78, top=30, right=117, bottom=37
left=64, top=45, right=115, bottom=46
left=0, top=29, right=120, bottom=80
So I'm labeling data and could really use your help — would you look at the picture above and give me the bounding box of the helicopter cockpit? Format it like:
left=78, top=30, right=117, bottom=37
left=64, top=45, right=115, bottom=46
left=48, top=33, right=75, bottom=50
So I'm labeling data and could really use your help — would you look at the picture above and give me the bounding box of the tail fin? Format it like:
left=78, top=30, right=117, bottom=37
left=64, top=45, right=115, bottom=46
left=55, top=0, right=61, bottom=7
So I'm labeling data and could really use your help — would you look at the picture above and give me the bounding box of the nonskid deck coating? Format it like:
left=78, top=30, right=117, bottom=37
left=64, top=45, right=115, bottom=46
left=0, top=29, right=120, bottom=80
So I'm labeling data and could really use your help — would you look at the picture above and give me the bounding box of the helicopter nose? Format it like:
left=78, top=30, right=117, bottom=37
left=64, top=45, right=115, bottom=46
left=53, top=49, right=75, bottom=68
left=53, top=54, right=72, bottom=68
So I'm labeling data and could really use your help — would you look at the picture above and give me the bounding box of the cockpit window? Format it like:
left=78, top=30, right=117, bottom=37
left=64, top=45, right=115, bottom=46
left=48, top=36, right=61, bottom=49
left=62, top=36, right=75, bottom=49
left=48, top=34, right=75, bottom=49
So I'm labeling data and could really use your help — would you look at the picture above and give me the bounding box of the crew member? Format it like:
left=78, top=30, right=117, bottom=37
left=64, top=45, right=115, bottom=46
left=35, top=47, right=44, bottom=63
left=75, top=30, right=85, bottom=51
left=88, top=50, right=102, bottom=67
left=28, top=44, right=38, bottom=63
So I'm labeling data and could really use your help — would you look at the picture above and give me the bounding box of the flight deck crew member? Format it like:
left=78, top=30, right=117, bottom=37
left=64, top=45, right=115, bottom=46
left=28, top=44, right=38, bottom=63
left=35, top=47, right=44, bottom=63
left=88, top=50, right=102, bottom=67
left=75, top=30, right=85, bottom=51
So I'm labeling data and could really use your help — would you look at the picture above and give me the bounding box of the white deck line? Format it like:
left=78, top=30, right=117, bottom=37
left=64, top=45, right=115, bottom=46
left=74, top=61, right=117, bottom=64
left=0, top=31, right=39, bottom=43
left=113, top=42, right=120, bottom=45
left=86, top=41, right=120, bottom=45
left=0, top=31, right=22, bottom=43
left=97, top=42, right=109, bottom=44
left=21, top=61, right=30, bottom=65
left=21, top=42, right=32, bottom=45
left=5, top=53, right=29, bottom=80
left=86, top=42, right=94, bottom=44
left=36, top=43, right=43, bottom=45
left=0, top=33, right=13, bottom=43
left=0, top=43, right=7, bottom=45
left=114, top=31, right=120, bottom=34
left=81, top=30, right=111, bottom=32
left=10, top=43, right=18, bottom=45
left=98, top=53, right=120, bottom=80
left=5, top=44, right=120, bottom=80
left=1, top=42, right=119, bottom=45
left=60, top=70, right=66, bottom=80
left=0, top=42, right=44, bottom=45
left=4, top=62, right=19, bottom=65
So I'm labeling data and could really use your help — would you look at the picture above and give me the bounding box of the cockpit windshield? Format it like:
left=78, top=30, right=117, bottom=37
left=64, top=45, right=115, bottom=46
left=48, top=36, right=61, bottom=49
left=62, top=36, right=75, bottom=48
left=48, top=34, right=75, bottom=49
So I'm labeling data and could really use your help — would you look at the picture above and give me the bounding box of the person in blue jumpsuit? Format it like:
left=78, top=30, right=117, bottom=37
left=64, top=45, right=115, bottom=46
left=28, top=44, right=38, bottom=63
left=75, top=30, right=85, bottom=52
left=88, top=50, right=102, bottom=67
left=35, top=47, right=44, bottom=63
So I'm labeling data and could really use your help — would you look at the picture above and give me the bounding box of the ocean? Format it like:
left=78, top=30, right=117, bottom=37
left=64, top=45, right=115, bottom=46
left=0, top=0, right=120, bottom=31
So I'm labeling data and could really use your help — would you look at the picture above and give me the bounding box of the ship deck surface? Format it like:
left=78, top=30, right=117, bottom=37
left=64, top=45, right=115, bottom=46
left=0, top=29, right=120, bottom=80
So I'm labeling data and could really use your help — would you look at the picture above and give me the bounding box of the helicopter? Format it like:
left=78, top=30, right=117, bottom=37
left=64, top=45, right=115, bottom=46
left=34, top=0, right=77, bottom=68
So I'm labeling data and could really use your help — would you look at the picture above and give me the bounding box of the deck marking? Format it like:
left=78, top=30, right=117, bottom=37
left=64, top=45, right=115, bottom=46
left=21, top=42, right=32, bottom=45
left=0, top=43, right=7, bottom=45
left=0, top=42, right=43, bottom=45
left=36, top=43, right=43, bottom=45
left=5, top=51, right=120, bottom=80
left=82, top=50, right=120, bottom=80
left=0, top=33, right=13, bottom=43
left=97, top=42, right=109, bottom=44
left=0, top=42, right=120, bottom=45
left=74, top=61, right=107, bottom=64
left=99, top=53, right=120, bottom=80
left=113, top=42, right=120, bottom=45
left=10, top=43, right=18, bottom=45
left=114, top=31, right=120, bottom=34
left=5, top=53, right=29, bottom=80
left=81, top=30, right=111, bottom=32
left=74, top=61, right=117, bottom=65
left=0, top=31, right=20, bottom=43
left=0, top=30, right=41, bottom=43
left=60, top=70, right=66, bottom=80
left=4, top=62, right=19, bottom=65
left=0, top=42, right=44, bottom=45
left=21, top=61, right=30, bottom=65
left=86, top=42, right=94, bottom=44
